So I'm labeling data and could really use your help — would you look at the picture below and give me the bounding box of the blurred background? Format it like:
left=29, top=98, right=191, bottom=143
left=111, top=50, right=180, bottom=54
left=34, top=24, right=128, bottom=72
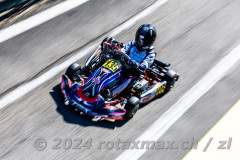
left=0, top=0, right=63, bottom=27
left=0, top=0, right=240, bottom=160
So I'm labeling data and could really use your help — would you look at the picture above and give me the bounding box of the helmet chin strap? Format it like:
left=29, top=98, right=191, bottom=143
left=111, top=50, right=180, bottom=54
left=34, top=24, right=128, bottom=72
left=136, top=40, right=147, bottom=51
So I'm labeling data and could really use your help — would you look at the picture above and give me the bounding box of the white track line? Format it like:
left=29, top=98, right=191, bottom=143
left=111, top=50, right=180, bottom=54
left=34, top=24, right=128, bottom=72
left=0, top=0, right=168, bottom=109
left=0, top=0, right=89, bottom=43
left=115, top=45, right=240, bottom=160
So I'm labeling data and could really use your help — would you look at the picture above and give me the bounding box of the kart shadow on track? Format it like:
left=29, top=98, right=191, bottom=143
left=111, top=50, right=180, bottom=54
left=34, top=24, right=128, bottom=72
left=50, top=84, right=169, bottom=129
left=50, top=84, right=130, bottom=129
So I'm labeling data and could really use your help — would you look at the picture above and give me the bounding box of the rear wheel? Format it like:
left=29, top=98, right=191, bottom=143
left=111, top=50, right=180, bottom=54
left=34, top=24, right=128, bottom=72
left=125, top=96, right=140, bottom=119
left=164, top=69, right=179, bottom=91
left=65, top=63, right=81, bottom=82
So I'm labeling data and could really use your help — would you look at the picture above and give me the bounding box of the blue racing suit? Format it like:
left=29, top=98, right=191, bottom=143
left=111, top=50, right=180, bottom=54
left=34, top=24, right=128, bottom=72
left=124, top=40, right=156, bottom=71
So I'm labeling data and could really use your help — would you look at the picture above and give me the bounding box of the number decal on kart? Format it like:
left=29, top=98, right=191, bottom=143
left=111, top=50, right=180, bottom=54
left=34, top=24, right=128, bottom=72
left=103, top=60, right=120, bottom=72
left=156, top=84, right=166, bottom=96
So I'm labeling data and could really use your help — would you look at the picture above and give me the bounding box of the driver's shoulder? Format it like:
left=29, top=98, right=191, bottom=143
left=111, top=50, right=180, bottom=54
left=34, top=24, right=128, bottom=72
left=126, top=40, right=135, bottom=47
left=148, top=46, right=156, bottom=55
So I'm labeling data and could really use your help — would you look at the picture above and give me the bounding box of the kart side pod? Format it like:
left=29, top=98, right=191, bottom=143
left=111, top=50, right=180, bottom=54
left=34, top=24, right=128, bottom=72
left=140, top=81, right=167, bottom=103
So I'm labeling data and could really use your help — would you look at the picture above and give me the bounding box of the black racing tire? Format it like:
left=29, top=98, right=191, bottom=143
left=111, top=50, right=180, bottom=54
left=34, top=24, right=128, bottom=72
left=125, top=96, right=140, bottom=119
left=164, top=69, right=178, bottom=92
left=65, top=63, right=81, bottom=81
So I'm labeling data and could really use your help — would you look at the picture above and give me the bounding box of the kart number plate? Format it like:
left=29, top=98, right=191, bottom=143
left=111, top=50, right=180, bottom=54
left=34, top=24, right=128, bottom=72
left=103, top=60, right=120, bottom=72
left=155, top=83, right=166, bottom=96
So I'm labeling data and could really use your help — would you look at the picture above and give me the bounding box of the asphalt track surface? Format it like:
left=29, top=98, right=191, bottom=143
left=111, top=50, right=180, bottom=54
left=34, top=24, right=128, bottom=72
left=0, top=0, right=240, bottom=160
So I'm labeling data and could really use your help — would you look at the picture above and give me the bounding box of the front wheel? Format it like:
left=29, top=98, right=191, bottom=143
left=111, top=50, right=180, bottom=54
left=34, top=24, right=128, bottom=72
left=65, top=63, right=81, bottom=82
left=125, top=96, right=140, bottom=119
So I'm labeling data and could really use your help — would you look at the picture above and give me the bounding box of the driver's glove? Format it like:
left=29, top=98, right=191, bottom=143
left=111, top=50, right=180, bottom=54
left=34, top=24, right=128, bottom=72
left=129, top=60, right=140, bottom=70
left=115, top=48, right=125, bottom=55
left=102, top=42, right=110, bottom=53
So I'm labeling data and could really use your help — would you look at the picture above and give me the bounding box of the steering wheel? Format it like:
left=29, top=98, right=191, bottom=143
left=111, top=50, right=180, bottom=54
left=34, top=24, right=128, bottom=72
left=115, top=51, right=132, bottom=69
left=101, top=41, right=116, bottom=60
left=101, top=41, right=132, bottom=68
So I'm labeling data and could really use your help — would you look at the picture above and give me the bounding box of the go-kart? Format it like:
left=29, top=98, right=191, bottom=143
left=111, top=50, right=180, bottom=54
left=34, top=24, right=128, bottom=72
left=60, top=40, right=179, bottom=122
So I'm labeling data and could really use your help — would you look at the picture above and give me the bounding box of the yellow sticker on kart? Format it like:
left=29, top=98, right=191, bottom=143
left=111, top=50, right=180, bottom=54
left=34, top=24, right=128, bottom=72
left=156, top=83, right=166, bottom=96
left=103, top=60, right=120, bottom=72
